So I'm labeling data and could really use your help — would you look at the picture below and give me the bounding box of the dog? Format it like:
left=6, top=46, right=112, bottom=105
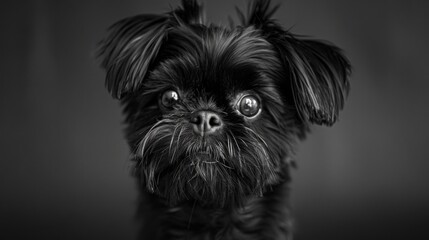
left=97, top=0, right=350, bottom=239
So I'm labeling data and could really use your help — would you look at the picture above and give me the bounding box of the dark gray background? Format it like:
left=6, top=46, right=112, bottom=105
left=1, top=0, right=428, bottom=239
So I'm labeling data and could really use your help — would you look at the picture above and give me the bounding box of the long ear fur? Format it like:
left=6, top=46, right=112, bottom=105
left=275, top=37, right=351, bottom=126
left=97, top=0, right=204, bottom=99
left=239, top=0, right=351, bottom=126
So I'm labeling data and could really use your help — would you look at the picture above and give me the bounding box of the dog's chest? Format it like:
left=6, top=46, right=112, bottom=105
left=157, top=195, right=291, bottom=240
left=164, top=205, right=262, bottom=239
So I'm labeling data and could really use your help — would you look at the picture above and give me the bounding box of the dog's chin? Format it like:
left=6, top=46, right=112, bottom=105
left=148, top=158, right=240, bottom=208
left=140, top=148, right=271, bottom=208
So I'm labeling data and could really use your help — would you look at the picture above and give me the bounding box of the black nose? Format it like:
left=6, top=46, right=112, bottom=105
left=190, top=111, right=223, bottom=136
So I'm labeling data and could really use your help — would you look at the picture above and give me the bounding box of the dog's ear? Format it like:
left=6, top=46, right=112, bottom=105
left=273, top=37, right=351, bottom=126
left=97, top=15, right=168, bottom=99
left=239, top=0, right=351, bottom=126
left=97, top=0, right=204, bottom=99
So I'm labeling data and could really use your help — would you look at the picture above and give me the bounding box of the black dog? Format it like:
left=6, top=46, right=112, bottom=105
left=97, top=0, right=350, bottom=239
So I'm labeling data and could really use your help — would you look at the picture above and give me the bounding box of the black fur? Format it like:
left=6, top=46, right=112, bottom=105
left=97, top=0, right=350, bottom=239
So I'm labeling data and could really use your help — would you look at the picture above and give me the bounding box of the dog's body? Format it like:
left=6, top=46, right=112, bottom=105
left=98, top=0, right=350, bottom=239
left=138, top=181, right=292, bottom=239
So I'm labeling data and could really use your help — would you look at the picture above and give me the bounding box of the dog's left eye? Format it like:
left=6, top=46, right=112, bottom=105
left=238, top=95, right=261, bottom=118
left=160, top=90, right=179, bottom=108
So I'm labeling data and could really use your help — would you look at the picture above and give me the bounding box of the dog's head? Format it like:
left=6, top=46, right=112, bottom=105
left=97, top=0, right=350, bottom=207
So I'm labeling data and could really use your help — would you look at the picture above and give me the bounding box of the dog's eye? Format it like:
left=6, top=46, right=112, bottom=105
left=160, top=90, right=179, bottom=108
left=238, top=95, right=261, bottom=117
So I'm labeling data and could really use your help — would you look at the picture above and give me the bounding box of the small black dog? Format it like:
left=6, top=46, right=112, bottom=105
left=97, top=0, right=350, bottom=239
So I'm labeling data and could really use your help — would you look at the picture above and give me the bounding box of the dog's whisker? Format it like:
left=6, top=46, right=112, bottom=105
left=226, top=136, right=234, bottom=158
left=168, top=124, right=180, bottom=155
left=169, top=125, right=180, bottom=164
left=171, top=125, right=185, bottom=163
left=229, top=130, right=241, bottom=153
left=139, top=119, right=169, bottom=157
left=244, top=126, right=269, bottom=149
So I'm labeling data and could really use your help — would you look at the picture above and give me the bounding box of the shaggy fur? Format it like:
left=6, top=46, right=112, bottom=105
left=97, top=0, right=350, bottom=239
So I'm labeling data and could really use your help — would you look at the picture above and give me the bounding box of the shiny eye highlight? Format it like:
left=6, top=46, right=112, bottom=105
left=160, top=90, right=179, bottom=108
left=238, top=95, right=261, bottom=117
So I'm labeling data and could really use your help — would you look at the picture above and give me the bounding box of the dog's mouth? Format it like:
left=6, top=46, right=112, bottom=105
left=192, top=152, right=218, bottom=164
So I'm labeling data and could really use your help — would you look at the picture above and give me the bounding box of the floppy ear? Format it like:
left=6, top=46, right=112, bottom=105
left=97, top=14, right=168, bottom=99
left=97, top=0, right=204, bottom=99
left=238, top=0, right=351, bottom=126
left=274, top=36, right=351, bottom=126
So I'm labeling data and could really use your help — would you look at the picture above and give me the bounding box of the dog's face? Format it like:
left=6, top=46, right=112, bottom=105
left=97, top=0, right=350, bottom=208
left=121, top=27, right=301, bottom=207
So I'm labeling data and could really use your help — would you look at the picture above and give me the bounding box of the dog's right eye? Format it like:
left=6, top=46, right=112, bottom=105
left=160, top=90, right=180, bottom=108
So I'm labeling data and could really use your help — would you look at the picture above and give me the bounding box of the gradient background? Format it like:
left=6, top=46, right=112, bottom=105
left=1, top=0, right=428, bottom=239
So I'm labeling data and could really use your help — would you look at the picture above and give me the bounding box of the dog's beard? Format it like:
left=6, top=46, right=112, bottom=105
left=133, top=117, right=276, bottom=208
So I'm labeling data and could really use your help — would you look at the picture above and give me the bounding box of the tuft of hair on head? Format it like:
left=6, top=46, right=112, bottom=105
left=173, top=0, right=205, bottom=25
left=236, top=0, right=280, bottom=32
left=238, top=0, right=351, bottom=126
left=96, top=0, right=204, bottom=99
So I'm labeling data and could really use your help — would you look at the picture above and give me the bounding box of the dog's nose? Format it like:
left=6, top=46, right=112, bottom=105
left=190, top=111, right=223, bottom=136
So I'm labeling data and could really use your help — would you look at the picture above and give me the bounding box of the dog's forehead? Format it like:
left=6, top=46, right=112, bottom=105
left=153, top=26, right=281, bottom=96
